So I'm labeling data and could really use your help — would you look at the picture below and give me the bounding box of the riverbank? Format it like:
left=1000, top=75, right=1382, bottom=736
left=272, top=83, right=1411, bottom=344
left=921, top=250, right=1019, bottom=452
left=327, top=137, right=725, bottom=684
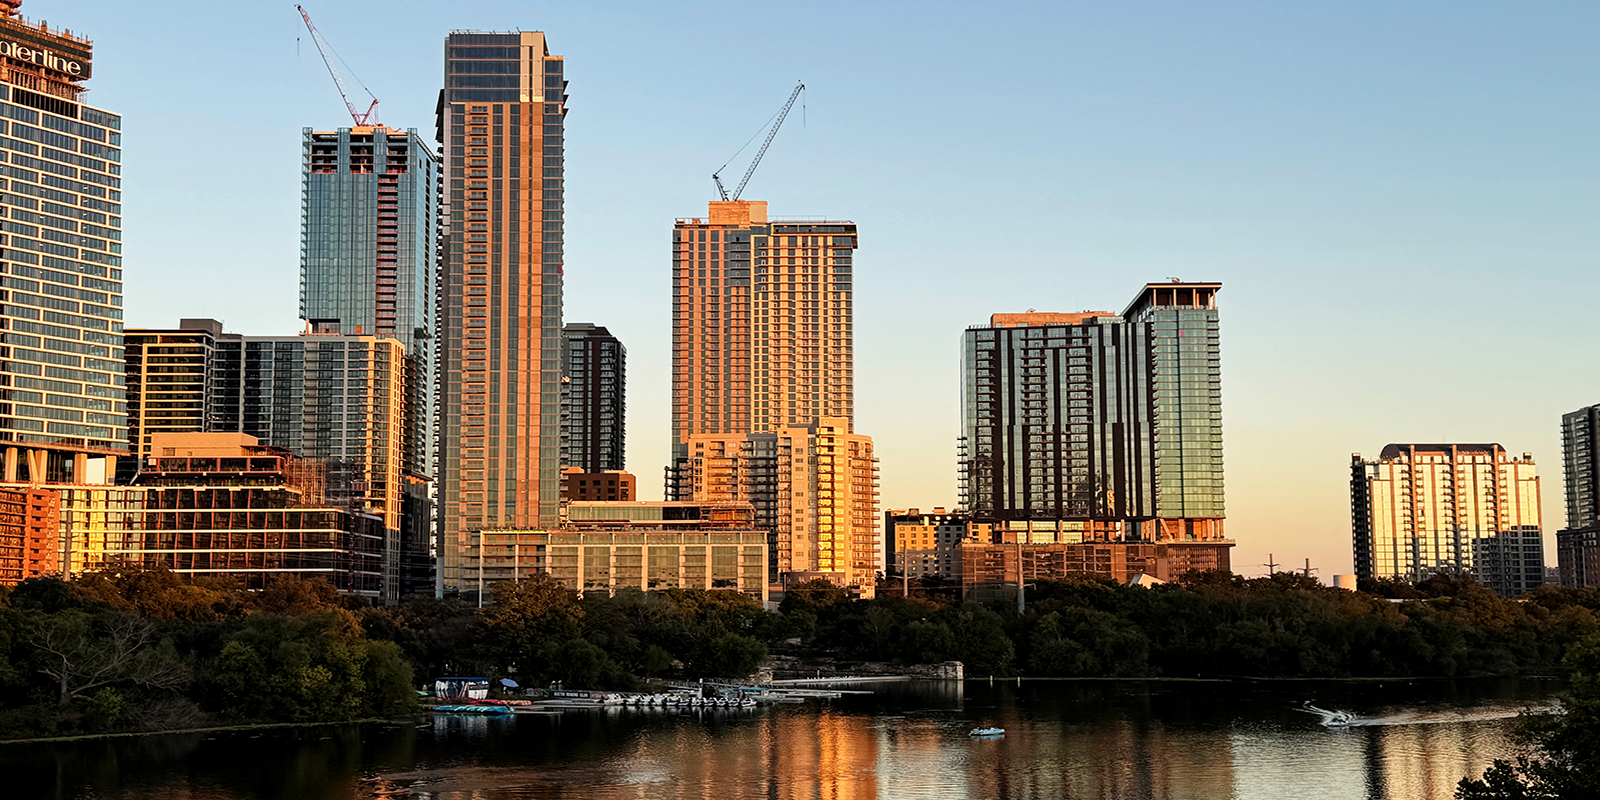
left=0, top=714, right=423, bottom=746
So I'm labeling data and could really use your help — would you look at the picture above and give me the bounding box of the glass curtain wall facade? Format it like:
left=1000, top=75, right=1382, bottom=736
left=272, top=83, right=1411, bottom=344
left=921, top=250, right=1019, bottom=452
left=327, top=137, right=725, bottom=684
left=959, top=283, right=1224, bottom=541
left=0, top=13, right=126, bottom=481
left=301, top=126, right=437, bottom=480
left=560, top=322, right=625, bottom=473
left=437, top=32, right=565, bottom=593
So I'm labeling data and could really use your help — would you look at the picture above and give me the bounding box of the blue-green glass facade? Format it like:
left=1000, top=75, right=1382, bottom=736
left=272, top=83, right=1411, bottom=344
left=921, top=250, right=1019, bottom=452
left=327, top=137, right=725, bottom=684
left=300, top=126, right=437, bottom=478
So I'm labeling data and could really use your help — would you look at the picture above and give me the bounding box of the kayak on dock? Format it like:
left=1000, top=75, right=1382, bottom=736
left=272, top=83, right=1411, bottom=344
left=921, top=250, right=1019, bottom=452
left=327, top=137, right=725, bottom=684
left=431, top=704, right=514, bottom=715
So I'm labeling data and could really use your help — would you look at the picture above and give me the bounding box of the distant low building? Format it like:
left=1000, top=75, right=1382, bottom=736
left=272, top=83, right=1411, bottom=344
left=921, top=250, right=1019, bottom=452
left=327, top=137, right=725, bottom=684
left=560, top=467, right=636, bottom=502
left=884, top=507, right=969, bottom=581
left=959, top=537, right=1230, bottom=600
left=482, top=501, right=769, bottom=603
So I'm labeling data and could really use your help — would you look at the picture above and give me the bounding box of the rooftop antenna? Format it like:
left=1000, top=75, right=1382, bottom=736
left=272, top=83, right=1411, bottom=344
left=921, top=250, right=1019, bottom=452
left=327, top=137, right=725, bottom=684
left=712, top=81, right=805, bottom=202
left=295, top=5, right=380, bottom=126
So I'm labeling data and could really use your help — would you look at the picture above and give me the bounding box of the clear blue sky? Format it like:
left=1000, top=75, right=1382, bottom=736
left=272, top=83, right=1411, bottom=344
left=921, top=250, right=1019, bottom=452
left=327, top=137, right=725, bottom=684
left=73, top=0, right=1600, bottom=577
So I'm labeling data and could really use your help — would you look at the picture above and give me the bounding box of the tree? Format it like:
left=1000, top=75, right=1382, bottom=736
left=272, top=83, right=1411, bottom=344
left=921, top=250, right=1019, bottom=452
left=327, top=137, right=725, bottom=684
left=475, top=574, right=585, bottom=675
left=1457, top=632, right=1600, bottom=799
left=699, top=633, right=767, bottom=678
left=31, top=611, right=189, bottom=706
left=779, top=580, right=850, bottom=616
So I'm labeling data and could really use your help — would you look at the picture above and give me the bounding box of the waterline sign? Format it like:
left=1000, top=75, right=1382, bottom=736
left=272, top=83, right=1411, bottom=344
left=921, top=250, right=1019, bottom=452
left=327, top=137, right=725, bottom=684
left=0, top=39, right=82, bottom=75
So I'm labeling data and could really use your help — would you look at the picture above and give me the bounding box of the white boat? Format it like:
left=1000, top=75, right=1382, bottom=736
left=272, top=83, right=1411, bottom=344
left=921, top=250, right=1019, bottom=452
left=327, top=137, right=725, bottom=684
left=970, top=726, right=1005, bottom=737
left=1299, top=703, right=1356, bottom=727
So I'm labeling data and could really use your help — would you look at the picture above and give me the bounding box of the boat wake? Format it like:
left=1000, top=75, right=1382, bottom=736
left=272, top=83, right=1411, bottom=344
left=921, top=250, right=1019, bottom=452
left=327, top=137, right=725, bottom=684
left=1297, top=702, right=1552, bottom=729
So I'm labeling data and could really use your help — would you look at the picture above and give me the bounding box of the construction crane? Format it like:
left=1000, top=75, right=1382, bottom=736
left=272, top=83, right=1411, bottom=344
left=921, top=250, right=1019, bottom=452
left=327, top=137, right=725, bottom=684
left=295, top=5, right=379, bottom=127
left=713, top=82, right=805, bottom=202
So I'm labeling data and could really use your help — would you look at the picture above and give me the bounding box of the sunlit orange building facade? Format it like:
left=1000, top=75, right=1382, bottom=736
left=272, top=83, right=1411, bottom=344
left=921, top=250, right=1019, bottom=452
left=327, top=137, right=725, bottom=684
left=669, top=202, right=879, bottom=596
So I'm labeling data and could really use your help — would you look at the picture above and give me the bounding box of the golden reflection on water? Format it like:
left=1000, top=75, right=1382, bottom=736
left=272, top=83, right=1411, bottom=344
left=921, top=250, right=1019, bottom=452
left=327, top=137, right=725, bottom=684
left=408, top=698, right=1525, bottom=800
left=4, top=682, right=1541, bottom=800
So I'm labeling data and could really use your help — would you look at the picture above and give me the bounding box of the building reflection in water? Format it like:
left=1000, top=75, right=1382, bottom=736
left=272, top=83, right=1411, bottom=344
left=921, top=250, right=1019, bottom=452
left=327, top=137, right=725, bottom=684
left=1362, top=717, right=1523, bottom=800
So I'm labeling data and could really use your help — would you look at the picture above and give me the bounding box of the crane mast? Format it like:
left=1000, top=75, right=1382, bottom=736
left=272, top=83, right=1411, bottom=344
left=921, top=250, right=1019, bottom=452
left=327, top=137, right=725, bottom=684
left=713, top=82, right=805, bottom=202
left=296, top=5, right=379, bottom=127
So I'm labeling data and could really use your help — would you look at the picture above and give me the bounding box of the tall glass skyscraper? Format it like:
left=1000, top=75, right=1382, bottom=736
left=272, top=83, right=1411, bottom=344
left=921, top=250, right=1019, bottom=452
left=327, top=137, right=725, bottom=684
left=436, top=32, right=565, bottom=593
left=959, top=282, right=1225, bottom=542
left=300, top=125, right=437, bottom=480
left=0, top=10, right=125, bottom=483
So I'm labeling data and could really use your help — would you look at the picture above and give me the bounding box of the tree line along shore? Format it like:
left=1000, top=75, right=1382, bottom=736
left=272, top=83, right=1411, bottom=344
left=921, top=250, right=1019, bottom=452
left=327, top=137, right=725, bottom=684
left=0, top=568, right=1597, bottom=741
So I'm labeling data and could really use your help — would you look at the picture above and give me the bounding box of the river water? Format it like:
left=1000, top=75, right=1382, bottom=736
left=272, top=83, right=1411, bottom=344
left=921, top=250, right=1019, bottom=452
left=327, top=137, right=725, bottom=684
left=1, top=678, right=1559, bottom=800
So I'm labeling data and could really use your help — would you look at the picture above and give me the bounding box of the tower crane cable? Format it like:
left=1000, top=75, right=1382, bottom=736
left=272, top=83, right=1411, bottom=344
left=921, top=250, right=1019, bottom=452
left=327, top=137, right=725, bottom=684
left=712, top=81, right=805, bottom=202
left=295, top=4, right=380, bottom=127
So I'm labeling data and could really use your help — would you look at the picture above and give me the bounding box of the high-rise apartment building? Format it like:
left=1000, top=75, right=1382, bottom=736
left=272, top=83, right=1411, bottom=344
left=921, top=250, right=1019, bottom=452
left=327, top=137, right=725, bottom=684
left=1351, top=443, right=1545, bottom=596
left=670, top=201, right=858, bottom=457
left=301, top=125, right=438, bottom=481
left=561, top=322, right=624, bottom=473
left=959, top=283, right=1226, bottom=544
left=0, top=485, right=57, bottom=585
left=122, top=320, right=222, bottom=463
left=668, top=202, right=875, bottom=594
left=436, top=31, right=566, bottom=594
left=1558, top=404, right=1600, bottom=588
left=0, top=9, right=126, bottom=484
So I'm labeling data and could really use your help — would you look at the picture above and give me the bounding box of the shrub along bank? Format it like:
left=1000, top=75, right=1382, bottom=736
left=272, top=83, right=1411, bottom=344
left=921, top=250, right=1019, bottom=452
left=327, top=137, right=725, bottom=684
left=2, top=568, right=1597, bottom=739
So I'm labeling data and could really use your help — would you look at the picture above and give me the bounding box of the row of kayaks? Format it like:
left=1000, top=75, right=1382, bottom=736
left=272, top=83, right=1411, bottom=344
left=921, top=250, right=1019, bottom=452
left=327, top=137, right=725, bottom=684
left=618, top=694, right=757, bottom=708
left=431, top=704, right=514, bottom=715
left=970, top=727, right=1005, bottom=737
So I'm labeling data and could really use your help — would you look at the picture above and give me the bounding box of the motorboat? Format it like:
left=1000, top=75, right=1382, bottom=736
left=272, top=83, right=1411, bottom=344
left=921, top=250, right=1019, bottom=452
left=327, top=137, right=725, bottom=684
left=1299, top=703, right=1356, bottom=727
left=969, top=726, right=1005, bottom=737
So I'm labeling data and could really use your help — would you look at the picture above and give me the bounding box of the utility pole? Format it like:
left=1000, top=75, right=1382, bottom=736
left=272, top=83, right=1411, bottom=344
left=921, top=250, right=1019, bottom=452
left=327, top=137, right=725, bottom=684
left=1263, top=553, right=1280, bottom=575
left=1301, top=558, right=1318, bottom=580
left=901, top=533, right=909, bottom=598
left=1015, top=534, right=1027, bottom=615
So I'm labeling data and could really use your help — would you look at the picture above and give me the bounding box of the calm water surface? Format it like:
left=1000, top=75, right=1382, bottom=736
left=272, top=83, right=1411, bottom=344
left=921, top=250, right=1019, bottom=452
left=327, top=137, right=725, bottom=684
left=1, top=678, right=1558, bottom=800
